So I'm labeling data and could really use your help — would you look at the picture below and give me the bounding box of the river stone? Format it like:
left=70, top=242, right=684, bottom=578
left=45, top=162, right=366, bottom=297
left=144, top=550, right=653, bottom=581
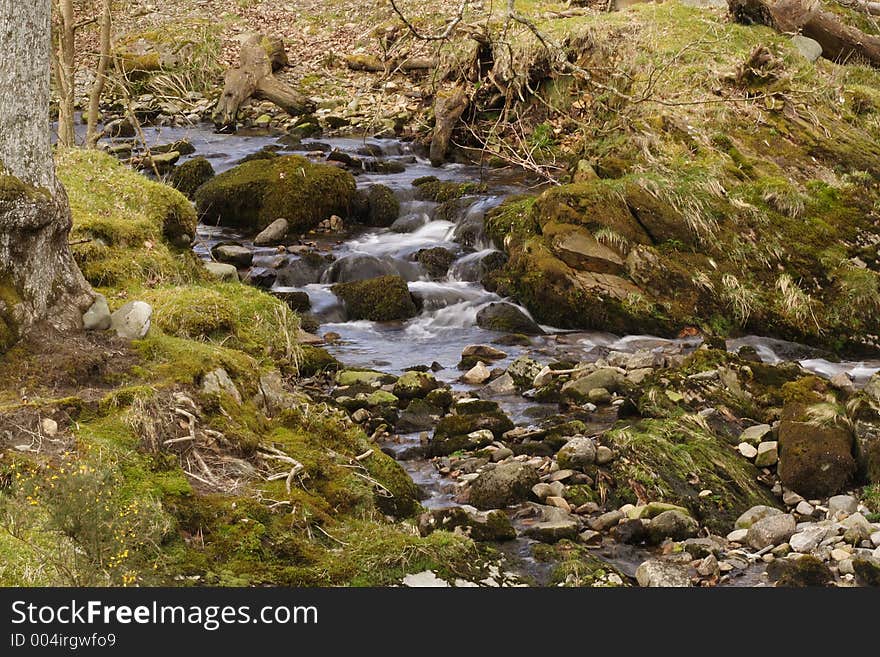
left=393, top=371, right=439, bottom=399
left=506, top=355, right=543, bottom=388
left=557, top=436, right=597, bottom=470
left=417, top=247, right=456, bottom=279
left=795, top=501, right=814, bottom=516
left=841, top=513, right=873, bottom=544
left=396, top=399, right=443, bottom=433
left=276, top=252, right=332, bottom=286
left=483, top=373, right=516, bottom=395
left=253, top=218, right=289, bottom=245
left=727, top=528, right=748, bottom=543
left=738, top=442, right=758, bottom=459
left=201, top=368, right=242, bottom=404
left=595, top=445, right=614, bottom=465
left=462, top=361, right=491, bottom=385
left=462, top=344, right=507, bottom=360
left=212, top=244, right=253, bottom=267
left=522, top=505, right=580, bottom=543
left=828, top=494, right=858, bottom=516
left=430, top=407, right=514, bottom=457
left=110, top=301, right=152, bottom=339
left=590, top=509, right=624, bottom=532
left=561, top=368, right=625, bottom=403
left=82, top=294, right=111, bottom=331
left=789, top=526, right=832, bottom=553
left=467, top=461, right=540, bottom=510
left=740, top=423, right=772, bottom=445
left=332, top=275, right=417, bottom=321
left=647, top=510, right=700, bottom=544
left=735, top=504, right=783, bottom=530
left=322, top=253, right=398, bottom=283
left=746, top=513, right=797, bottom=550
left=791, top=35, right=823, bottom=62
left=866, top=373, right=880, bottom=404
left=754, top=441, right=778, bottom=467
left=417, top=506, right=515, bottom=542
left=475, top=302, right=544, bottom=335
left=635, top=558, right=692, bottom=587
left=204, top=262, right=240, bottom=282
left=588, top=387, right=612, bottom=404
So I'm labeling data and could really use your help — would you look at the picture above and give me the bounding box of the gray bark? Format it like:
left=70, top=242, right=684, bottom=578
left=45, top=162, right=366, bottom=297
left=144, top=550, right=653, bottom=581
left=0, top=0, right=92, bottom=350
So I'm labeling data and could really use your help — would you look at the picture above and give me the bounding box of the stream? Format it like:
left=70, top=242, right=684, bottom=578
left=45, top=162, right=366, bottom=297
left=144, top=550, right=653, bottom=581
left=127, top=123, right=880, bottom=585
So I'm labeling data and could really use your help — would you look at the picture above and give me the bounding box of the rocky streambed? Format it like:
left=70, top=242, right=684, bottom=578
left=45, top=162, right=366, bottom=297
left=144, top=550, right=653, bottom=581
left=110, top=123, right=880, bottom=587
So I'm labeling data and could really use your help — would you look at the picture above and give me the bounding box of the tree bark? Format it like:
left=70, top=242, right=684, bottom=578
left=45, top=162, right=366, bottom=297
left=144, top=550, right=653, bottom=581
left=52, top=0, right=77, bottom=147
left=430, top=86, right=468, bottom=167
left=212, top=33, right=315, bottom=133
left=0, top=0, right=92, bottom=351
left=729, top=0, right=880, bottom=66
left=86, top=0, right=112, bottom=148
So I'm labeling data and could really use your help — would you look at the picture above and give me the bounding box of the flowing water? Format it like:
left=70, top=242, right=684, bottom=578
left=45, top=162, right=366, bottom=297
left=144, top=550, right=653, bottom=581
left=129, top=123, right=880, bottom=585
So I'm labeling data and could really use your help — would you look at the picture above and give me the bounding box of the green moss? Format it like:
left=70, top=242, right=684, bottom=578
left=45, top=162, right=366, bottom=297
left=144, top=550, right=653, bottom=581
left=331, top=275, right=417, bottom=322
left=194, top=155, right=357, bottom=233
left=412, top=176, right=486, bottom=203
left=168, top=157, right=215, bottom=199
left=605, top=416, right=778, bottom=532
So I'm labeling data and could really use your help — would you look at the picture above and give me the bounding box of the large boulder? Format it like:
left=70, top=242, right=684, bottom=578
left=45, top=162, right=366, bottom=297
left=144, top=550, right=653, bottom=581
left=466, top=461, right=540, bottom=510
left=476, top=302, right=544, bottom=335
left=364, top=184, right=400, bottom=227
left=777, top=407, right=856, bottom=498
left=417, top=247, right=457, bottom=280
left=195, top=155, right=357, bottom=234
left=321, top=253, right=398, bottom=283
left=331, top=275, right=417, bottom=321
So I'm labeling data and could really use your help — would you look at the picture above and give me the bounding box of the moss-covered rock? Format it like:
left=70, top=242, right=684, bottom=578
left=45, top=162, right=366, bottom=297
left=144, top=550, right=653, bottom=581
left=364, top=184, right=400, bottom=227
left=604, top=416, right=778, bottom=533
left=195, top=155, right=357, bottom=234
left=412, top=176, right=486, bottom=203
left=417, top=247, right=457, bottom=280
left=331, top=275, right=417, bottom=322
left=429, top=404, right=514, bottom=457
left=169, top=156, right=215, bottom=199
left=393, top=371, right=439, bottom=400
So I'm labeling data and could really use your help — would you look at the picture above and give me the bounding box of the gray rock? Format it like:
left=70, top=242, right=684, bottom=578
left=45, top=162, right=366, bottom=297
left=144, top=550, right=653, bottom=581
left=82, top=294, right=111, bottom=331
left=746, top=514, right=797, bottom=550
left=213, top=244, right=253, bottom=267
left=475, top=302, right=543, bottom=335
left=828, top=495, right=858, bottom=516
left=648, top=510, right=700, bottom=544
left=204, top=262, right=240, bottom=281
left=483, top=373, right=516, bottom=395
left=738, top=442, right=758, bottom=459
left=201, top=368, right=242, bottom=403
left=253, top=218, right=289, bottom=246
left=110, top=301, right=152, bottom=339
left=467, top=461, right=540, bottom=510
left=590, top=509, right=624, bottom=532
left=506, top=355, right=543, bottom=388
left=755, top=441, right=779, bottom=467
left=735, top=504, right=783, bottom=530
left=462, top=361, right=491, bottom=384
left=522, top=505, right=580, bottom=543
left=726, top=528, right=748, bottom=543
left=491, top=447, right=513, bottom=462
left=557, top=436, right=597, bottom=470
left=588, top=387, right=612, bottom=404
left=561, top=368, right=625, bottom=403
left=841, top=513, right=873, bottom=544
left=740, top=424, right=772, bottom=445
left=635, top=558, right=692, bottom=587
left=795, top=501, right=815, bottom=516
left=791, top=35, right=823, bottom=62
left=417, top=506, right=515, bottom=542
left=595, top=445, right=614, bottom=465
left=461, top=344, right=507, bottom=360
left=789, top=525, right=833, bottom=553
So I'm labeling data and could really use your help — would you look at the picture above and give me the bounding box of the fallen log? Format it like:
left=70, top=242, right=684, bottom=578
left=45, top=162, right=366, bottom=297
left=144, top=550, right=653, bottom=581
left=212, top=33, right=315, bottom=133
left=344, top=53, right=437, bottom=73
left=728, top=0, right=880, bottom=66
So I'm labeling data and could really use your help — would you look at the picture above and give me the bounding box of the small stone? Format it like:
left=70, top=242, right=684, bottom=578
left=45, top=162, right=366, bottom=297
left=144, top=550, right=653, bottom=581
left=735, top=505, right=782, bottom=530
left=579, top=529, right=602, bottom=545
left=532, top=483, right=552, bottom=501
left=40, top=418, right=58, bottom=437
left=110, top=301, right=152, bottom=339
left=727, top=528, right=749, bottom=543
left=831, top=548, right=851, bottom=562
left=795, top=501, right=815, bottom=516
left=253, top=218, right=289, bottom=246
left=738, top=442, right=758, bottom=459
left=557, top=436, right=596, bottom=470
left=590, top=509, right=624, bottom=532
left=545, top=496, right=572, bottom=512
left=533, top=366, right=554, bottom=388
left=588, top=387, right=612, bottom=404
left=201, top=368, right=242, bottom=404
left=462, top=361, right=491, bottom=384
left=547, top=481, right=565, bottom=498
left=754, top=441, right=778, bottom=467
left=791, top=34, right=823, bottom=62
left=838, top=558, right=855, bottom=575
left=739, top=423, right=772, bottom=445
left=782, top=490, right=804, bottom=506
left=870, top=531, right=880, bottom=548
left=746, top=514, right=797, bottom=550
left=82, top=294, right=111, bottom=331
left=789, top=526, right=831, bottom=553
left=595, top=445, right=614, bottom=465
left=635, top=558, right=692, bottom=587
left=213, top=244, right=253, bottom=267
left=549, top=469, right=575, bottom=482
left=461, top=344, right=507, bottom=360
left=771, top=543, right=791, bottom=557
left=828, top=495, right=858, bottom=516
left=491, top=447, right=513, bottom=462
left=483, top=373, right=516, bottom=395
left=204, top=262, right=240, bottom=282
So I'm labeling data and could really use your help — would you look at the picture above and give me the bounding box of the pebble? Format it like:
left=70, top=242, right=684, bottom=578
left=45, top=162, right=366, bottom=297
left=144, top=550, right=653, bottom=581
left=696, top=554, right=719, bottom=577
left=579, top=529, right=602, bottom=545
left=754, top=441, right=778, bottom=467
left=491, top=447, right=513, bottom=462
left=40, top=418, right=58, bottom=437
left=462, top=361, right=491, bottom=384
left=589, top=510, right=624, bottom=532
left=545, top=496, right=572, bottom=512
left=549, top=469, right=575, bottom=482
left=738, top=442, right=758, bottom=459
left=830, top=548, right=851, bottom=562
left=726, top=529, right=748, bottom=543
left=595, top=445, right=614, bottom=464
left=795, top=501, right=815, bottom=516
left=838, top=559, right=855, bottom=575
left=782, top=490, right=805, bottom=506
left=789, top=525, right=829, bottom=553
left=531, top=483, right=552, bottom=501
left=746, top=514, right=796, bottom=550
left=739, top=423, right=772, bottom=445
left=870, top=531, right=880, bottom=548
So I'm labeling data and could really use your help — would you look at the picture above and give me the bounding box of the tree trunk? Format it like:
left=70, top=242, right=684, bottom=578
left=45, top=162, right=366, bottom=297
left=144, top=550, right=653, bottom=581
left=52, top=0, right=77, bottom=147
left=0, top=0, right=92, bottom=352
left=430, top=86, right=468, bottom=167
left=212, top=33, right=315, bottom=133
left=729, top=0, right=880, bottom=66
left=86, top=0, right=112, bottom=148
